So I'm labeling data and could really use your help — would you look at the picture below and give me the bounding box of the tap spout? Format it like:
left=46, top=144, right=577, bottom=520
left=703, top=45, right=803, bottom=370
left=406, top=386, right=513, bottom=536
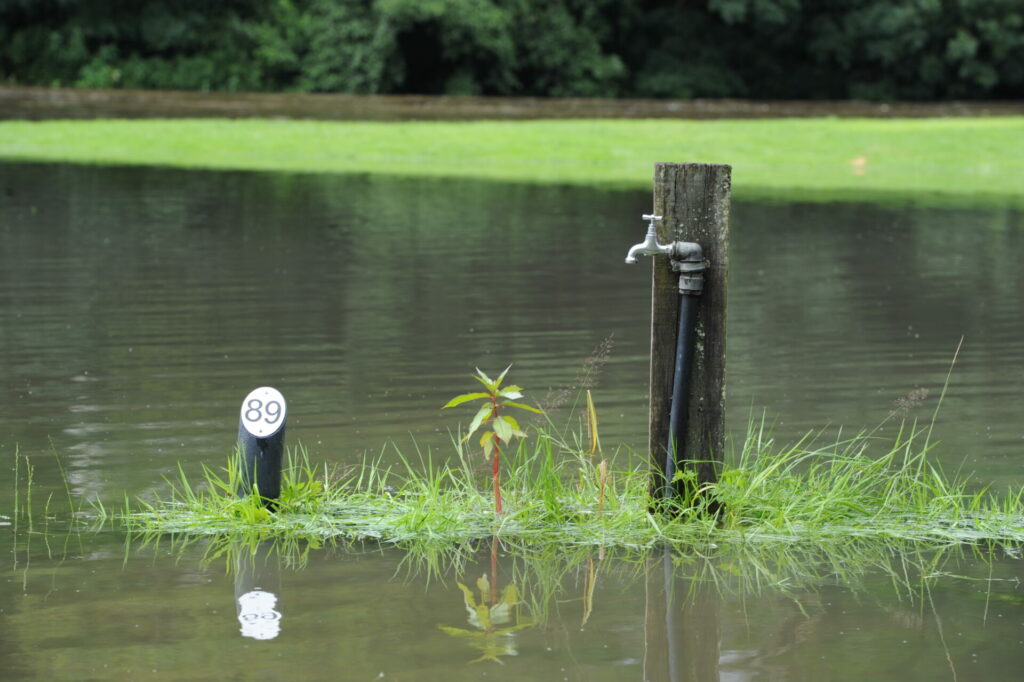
left=624, top=214, right=673, bottom=263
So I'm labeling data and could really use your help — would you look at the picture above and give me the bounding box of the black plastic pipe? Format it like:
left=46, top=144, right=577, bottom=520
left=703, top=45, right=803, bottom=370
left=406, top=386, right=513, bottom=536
left=662, top=292, right=698, bottom=498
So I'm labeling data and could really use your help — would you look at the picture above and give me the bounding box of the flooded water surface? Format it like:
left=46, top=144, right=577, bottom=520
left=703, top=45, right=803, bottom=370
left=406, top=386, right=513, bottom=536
left=2, top=163, right=1024, bottom=679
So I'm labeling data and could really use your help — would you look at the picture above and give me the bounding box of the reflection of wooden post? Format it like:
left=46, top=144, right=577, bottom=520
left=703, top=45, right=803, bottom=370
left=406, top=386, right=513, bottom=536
left=649, top=163, right=730, bottom=494
left=644, top=549, right=721, bottom=681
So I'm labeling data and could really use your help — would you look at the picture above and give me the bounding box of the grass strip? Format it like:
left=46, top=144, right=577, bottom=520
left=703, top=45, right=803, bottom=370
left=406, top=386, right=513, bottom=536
left=1, top=117, right=1022, bottom=207
left=117, top=417, right=1024, bottom=554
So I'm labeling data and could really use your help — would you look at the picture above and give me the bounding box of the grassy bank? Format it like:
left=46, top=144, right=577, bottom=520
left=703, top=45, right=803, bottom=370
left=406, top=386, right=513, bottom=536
left=119, top=418, right=1024, bottom=553
left=1, top=117, right=1022, bottom=206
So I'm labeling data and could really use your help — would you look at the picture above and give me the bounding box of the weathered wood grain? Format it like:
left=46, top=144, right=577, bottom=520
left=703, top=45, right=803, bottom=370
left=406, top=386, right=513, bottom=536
left=649, top=163, right=731, bottom=492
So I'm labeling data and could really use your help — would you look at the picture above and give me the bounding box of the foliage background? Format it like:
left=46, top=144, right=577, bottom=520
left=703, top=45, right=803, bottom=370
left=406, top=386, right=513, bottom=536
left=1, top=0, right=1023, bottom=100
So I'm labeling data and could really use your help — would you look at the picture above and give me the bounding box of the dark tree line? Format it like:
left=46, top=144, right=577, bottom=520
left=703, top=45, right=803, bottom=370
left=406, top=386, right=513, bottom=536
left=2, top=0, right=1022, bottom=100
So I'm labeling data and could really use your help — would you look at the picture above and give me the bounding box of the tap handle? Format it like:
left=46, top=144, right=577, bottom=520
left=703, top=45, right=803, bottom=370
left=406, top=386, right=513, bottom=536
left=641, top=214, right=663, bottom=229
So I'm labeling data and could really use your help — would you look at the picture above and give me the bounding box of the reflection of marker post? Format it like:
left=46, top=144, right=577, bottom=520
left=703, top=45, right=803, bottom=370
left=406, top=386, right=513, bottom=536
left=234, top=541, right=283, bottom=641
left=237, top=386, right=287, bottom=504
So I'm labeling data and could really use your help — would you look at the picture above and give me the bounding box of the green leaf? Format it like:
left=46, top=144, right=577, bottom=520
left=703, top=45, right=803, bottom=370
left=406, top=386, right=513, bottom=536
left=494, top=364, right=512, bottom=389
left=474, top=368, right=496, bottom=391
left=473, top=374, right=497, bottom=393
left=499, top=388, right=524, bottom=400
left=462, top=403, right=493, bottom=441
left=476, top=574, right=490, bottom=599
left=456, top=581, right=478, bottom=610
left=483, top=437, right=496, bottom=461
left=498, top=583, right=520, bottom=607
left=504, top=400, right=543, bottom=414
left=480, top=431, right=495, bottom=447
left=586, top=389, right=600, bottom=455
left=442, top=392, right=489, bottom=409
left=498, top=415, right=527, bottom=440
left=493, top=417, right=513, bottom=443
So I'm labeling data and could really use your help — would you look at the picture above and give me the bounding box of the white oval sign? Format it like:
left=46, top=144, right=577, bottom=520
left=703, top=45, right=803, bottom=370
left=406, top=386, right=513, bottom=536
left=240, top=386, right=287, bottom=438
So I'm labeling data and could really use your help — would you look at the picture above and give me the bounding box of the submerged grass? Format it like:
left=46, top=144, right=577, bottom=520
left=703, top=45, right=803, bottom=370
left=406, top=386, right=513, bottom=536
left=1, top=117, right=1022, bottom=206
left=120, top=416, right=1024, bottom=554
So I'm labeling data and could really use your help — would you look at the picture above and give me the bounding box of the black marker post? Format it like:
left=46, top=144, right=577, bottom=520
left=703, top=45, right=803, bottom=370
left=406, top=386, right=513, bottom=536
left=237, top=386, right=287, bottom=505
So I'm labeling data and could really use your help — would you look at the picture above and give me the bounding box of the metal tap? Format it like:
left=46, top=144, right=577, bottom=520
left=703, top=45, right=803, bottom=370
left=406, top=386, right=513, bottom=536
left=624, top=215, right=673, bottom=263
left=624, top=214, right=706, bottom=295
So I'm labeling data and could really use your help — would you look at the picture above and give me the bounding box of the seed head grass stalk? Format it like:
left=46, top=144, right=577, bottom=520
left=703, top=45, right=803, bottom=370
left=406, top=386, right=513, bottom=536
left=121, top=415, right=1024, bottom=553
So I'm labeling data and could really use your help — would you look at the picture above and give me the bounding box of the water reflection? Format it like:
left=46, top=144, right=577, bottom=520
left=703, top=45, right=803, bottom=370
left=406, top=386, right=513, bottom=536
left=236, top=589, right=282, bottom=640
left=4, top=525, right=1019, bottom=680
left=644, top=549, right=720, bottom=682
left=233, top=542, right=283, bottom=641
left=439, top=575, right=532, bottom=663
left=438, top=537, right=535, bottom=664
left=182, top=529, right=1002, bottom=673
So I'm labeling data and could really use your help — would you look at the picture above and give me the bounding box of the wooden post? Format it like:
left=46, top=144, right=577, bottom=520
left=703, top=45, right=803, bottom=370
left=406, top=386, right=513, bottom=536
left=649, top=163, right=731, bottom=495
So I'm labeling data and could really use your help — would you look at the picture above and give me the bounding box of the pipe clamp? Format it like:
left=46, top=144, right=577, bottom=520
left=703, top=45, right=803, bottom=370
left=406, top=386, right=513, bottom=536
left=672, top=254, right=706, bottom=295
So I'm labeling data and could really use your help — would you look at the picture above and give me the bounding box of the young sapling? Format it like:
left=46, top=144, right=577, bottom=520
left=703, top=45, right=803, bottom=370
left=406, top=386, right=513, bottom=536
left=443, top=366, right=542, bottom=515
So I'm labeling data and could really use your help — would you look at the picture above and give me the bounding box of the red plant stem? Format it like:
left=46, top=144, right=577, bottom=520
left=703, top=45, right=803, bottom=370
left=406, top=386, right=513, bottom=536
left=492, top=443, right=503, bottom=515
left=491, top=396, right=503, bottom=515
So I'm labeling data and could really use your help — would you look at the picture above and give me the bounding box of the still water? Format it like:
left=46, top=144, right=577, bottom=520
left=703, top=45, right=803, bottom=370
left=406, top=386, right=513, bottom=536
left=2, top=163, right=1023, bottom=679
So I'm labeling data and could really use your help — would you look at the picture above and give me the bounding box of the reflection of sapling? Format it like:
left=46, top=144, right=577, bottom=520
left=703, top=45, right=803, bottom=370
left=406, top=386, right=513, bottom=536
left=443, top=366, right=542, bottom=515
left=438, top=574, right=533, bottom=665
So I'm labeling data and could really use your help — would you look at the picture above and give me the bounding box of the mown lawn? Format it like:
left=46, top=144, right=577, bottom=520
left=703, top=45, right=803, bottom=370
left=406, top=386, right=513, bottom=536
left=1, top=117, right=1022, bottom=205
